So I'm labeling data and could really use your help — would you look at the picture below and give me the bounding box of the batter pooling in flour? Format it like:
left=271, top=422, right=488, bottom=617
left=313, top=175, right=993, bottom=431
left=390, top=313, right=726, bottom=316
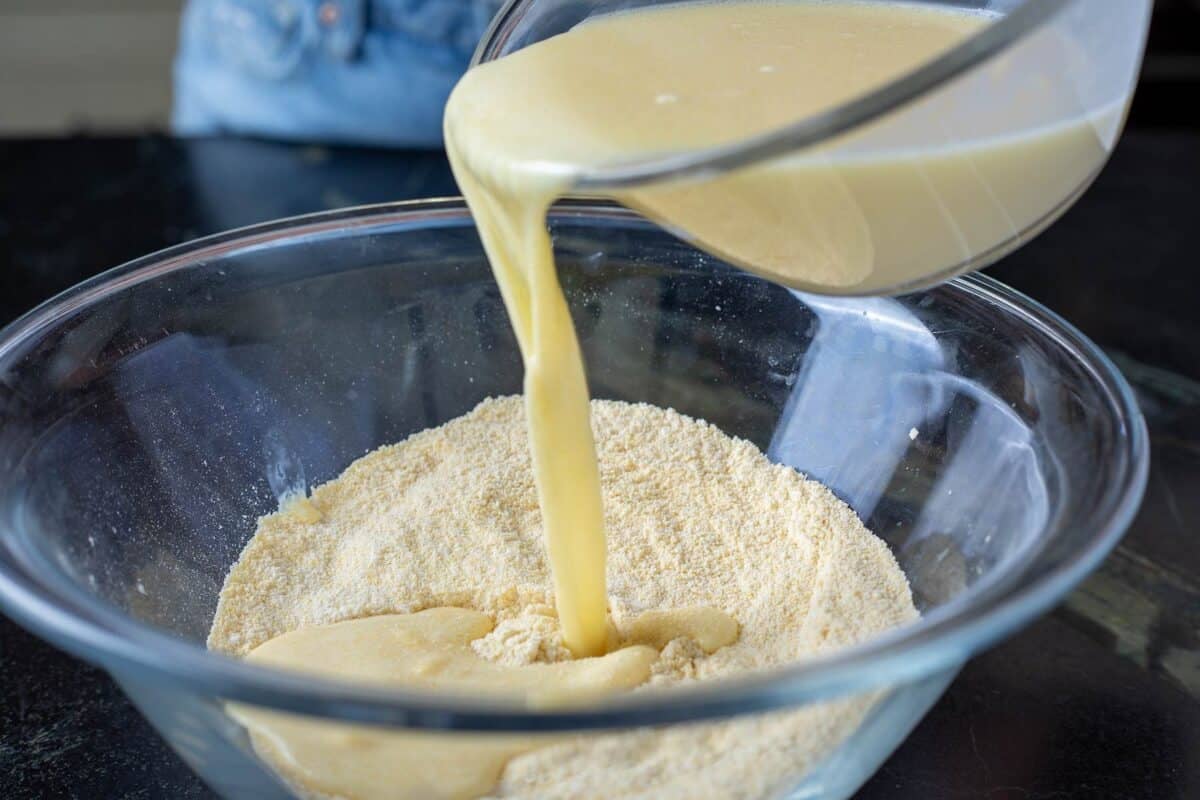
left=444, top=0, right=961, bottom=656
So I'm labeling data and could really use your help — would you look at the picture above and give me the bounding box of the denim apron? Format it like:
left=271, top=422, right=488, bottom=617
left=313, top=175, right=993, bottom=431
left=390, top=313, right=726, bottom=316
left=173, top=0, right=502, bottom=146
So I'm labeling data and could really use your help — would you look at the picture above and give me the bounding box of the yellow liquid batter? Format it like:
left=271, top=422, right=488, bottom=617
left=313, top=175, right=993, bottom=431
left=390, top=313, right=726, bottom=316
left=446, top=1, right=1115, bottom=295
left=234, top=606, right=737, bottom=799
left=443, top=0, right=1051, bottom=656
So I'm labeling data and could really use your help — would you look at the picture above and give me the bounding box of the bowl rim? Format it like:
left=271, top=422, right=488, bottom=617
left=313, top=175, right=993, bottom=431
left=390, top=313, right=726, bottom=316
left=0, top=198, right=1149, bottom=731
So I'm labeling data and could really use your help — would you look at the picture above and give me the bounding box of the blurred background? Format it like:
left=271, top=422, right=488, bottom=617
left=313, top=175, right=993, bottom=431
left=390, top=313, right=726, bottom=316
left=0, top=0, right=182, bottom=136
left=0, top=0, right=1198, bottom=136
left=0, top=2, right=1198, bottom=800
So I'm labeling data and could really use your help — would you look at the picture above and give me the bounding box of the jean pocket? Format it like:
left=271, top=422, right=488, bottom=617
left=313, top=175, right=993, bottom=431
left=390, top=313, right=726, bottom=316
left=204, top=0, right=314, bottom=78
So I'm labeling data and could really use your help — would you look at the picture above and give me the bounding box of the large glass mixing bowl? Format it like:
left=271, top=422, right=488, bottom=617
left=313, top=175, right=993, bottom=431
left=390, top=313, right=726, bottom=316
left=0, top=201, right=1147, bottom=799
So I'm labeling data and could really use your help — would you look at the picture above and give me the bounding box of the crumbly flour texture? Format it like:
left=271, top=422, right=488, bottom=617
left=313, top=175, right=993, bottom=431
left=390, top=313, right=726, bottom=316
left=210, top=397, right=917, bottom=799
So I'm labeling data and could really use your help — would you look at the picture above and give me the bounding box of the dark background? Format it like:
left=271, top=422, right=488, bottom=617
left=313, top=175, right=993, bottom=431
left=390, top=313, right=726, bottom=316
left=2, top=2, right=1199, bottom=798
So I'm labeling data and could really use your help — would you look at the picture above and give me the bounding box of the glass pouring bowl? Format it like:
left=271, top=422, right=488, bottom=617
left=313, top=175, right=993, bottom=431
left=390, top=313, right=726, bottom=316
left=473, top=0, right=1153, bottom=295
left=0, top=200, right=1147, bottom=798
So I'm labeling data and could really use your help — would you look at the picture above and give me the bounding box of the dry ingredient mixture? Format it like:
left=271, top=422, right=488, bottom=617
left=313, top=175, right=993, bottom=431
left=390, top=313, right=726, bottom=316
left=211, top=397, right=917, bottom=799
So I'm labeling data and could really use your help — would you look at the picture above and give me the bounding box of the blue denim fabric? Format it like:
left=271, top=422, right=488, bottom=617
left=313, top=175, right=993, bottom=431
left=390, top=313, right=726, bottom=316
left=173, top=0, right=500, bottom=147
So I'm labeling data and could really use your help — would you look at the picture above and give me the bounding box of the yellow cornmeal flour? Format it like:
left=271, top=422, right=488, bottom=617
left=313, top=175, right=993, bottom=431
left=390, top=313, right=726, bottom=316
left=211, top=398, right=917, bottom=799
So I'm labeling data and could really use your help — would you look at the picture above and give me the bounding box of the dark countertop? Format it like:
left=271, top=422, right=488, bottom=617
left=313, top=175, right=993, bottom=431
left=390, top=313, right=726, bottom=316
left=2, top=125, right=1199, bottom=797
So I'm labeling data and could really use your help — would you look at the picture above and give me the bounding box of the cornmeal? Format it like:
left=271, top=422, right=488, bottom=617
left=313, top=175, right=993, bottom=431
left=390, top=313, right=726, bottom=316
left=210, top=397, right=917, bottom=799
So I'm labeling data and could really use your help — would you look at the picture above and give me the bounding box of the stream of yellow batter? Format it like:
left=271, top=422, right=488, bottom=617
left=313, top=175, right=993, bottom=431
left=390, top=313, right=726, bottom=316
left=443, top=0, right=1119, bottom=656
left=444, top=0, right=977, bottom=659
left=446, top=0, right=1017, bottom=658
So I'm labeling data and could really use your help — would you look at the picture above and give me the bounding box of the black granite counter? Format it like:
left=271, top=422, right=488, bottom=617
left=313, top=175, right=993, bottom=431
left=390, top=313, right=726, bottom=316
left=1, top=128, right=1199, bottom=799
